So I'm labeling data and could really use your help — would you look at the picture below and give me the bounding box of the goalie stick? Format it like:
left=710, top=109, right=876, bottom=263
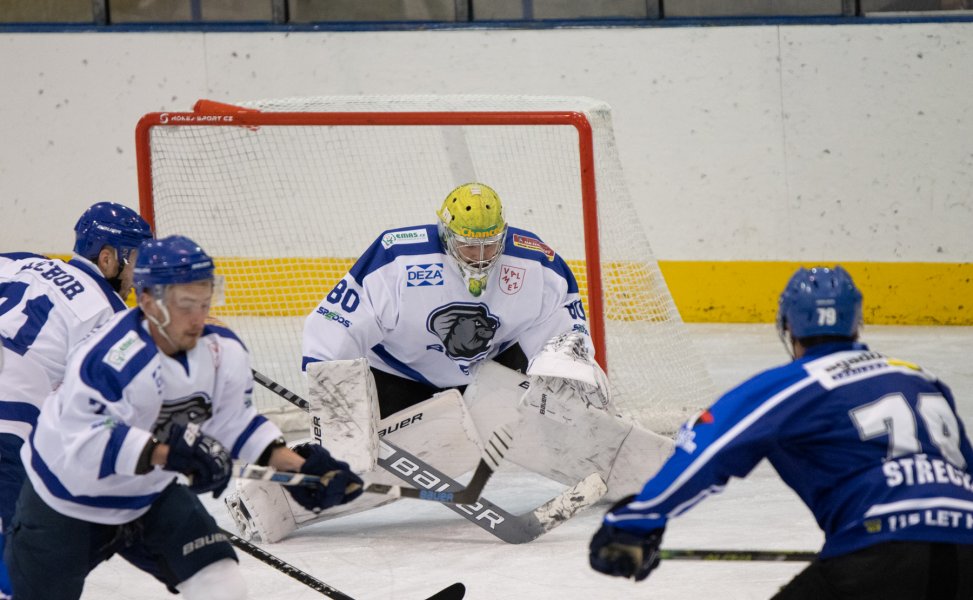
left=231, top=454, right=498, bottom=505
left=251, top=368, right=608, bottom=543
left=660, top=548, right=817, bottom=562
left=222, top=526, right=466, bottom=599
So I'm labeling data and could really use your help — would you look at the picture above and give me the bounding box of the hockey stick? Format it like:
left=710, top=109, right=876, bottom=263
left=231, top=456, right=495, bottom=505
left=660, top=548, right=817, bottom=562
left=221, top=526, right=355, bottom=599
left=251, top=368, right=608, bottom=543
left=222, top=527, right=467, bottom=599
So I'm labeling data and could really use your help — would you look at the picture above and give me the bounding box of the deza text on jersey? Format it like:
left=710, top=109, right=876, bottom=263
left=19, top=260, right=85, bottom=300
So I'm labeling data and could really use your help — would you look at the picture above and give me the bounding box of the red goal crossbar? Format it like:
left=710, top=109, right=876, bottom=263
left=135, top=99, right=607, bottom=368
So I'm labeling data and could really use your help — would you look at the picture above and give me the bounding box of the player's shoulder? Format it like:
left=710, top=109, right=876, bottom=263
left=202, top=319, right=248, bottom=351
left=0, top=252, right=51, bottom=277
left=76, top=309, right=158, bottom=401
left=504, top=227, right=562, bottom=264
left=350, top=224, right=441, bottom=283
left=799, top=343, right=937, bottom=387
left=715, top=358, right=816, bottom=412
left=0, top=251, right=49, bottom=265
left=6, top=255, right=125, bottom=316
left=503, top=226, right=576, bottom=282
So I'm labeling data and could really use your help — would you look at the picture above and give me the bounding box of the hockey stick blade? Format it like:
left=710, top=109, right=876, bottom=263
left=379, top=439, right=607, bottom=544
left=660, top=548, right=817, bottom=562
left=425, top=582, right=466, bottom=600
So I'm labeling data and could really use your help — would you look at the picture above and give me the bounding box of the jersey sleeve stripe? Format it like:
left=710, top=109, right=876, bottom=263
left=0, top=401, right=40, bottom=427
left=231, top=414, right=269, bottom=459
left=97, top=423, right=131, bottom=479
left=625, top=375, right=819, bottom=514
left=29, top=432, right=161, bottom=510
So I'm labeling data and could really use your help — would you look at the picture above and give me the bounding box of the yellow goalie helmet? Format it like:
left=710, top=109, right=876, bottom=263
left=437, top=183, right=507, bottom=297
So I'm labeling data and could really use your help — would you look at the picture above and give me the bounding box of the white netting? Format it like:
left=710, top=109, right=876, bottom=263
left=140, top=95, right=714, bottom=435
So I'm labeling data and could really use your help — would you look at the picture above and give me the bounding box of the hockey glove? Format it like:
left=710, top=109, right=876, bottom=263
left=163, top=422, right=232, bottom=498
left=526, top=332, right=612, bottom=413
left=286, top=443, right=364, bottom=513
left=589, top=495, right=664, bottom=582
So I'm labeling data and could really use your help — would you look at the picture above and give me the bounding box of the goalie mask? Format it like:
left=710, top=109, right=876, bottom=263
left=437, top=183, right=507, bottom=297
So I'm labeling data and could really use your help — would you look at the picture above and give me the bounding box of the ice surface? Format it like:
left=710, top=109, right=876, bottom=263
left=80, top=324, right=973, bottom=599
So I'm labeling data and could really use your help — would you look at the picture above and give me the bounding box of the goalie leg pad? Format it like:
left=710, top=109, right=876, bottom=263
left=224, top=478, right=397, bottom=543
left=306, top=358, right=378, bottom=474
left=224, top=389, right=481, bottom=542
left=464, top=361, right=674, bottom=501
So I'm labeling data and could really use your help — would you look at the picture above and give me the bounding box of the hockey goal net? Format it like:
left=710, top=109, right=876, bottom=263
left=135, top=96, right=713, bottom=435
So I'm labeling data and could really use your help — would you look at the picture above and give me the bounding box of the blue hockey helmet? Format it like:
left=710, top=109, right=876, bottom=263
left=134, top=235, right=215, bottom=290
left=776, top=265, right=863, bottom=347
left=74, top=202, right=152, bottom=263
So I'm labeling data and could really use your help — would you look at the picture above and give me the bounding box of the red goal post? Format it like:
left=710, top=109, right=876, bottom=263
left=135, top=96, right=712, bottom=434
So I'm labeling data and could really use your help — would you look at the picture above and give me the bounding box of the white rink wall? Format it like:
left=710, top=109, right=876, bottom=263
left=1, top=23, right=972, bottom=262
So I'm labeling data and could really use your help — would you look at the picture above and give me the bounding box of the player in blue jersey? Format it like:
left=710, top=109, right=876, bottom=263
left=0, top=202, right=152, bottom=600
left=589, top=266, right=973, bottom=599
left=5, top=235, right=363, bottom=600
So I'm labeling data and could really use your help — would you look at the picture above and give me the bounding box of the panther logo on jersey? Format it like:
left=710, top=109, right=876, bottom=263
left=152, top=394, right=213, bottom=441
left=426, top=303, right=500, bottom=361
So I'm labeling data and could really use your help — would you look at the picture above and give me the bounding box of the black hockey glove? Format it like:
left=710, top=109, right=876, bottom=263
left=163, top=422, right=232, bottom=498
left=589, top=495, right=664, bottom=582
left=286, top=443, right=364, bottom=512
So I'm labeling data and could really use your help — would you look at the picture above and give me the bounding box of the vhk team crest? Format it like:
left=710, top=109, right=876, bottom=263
left=499, top=264, right=525, bottom=294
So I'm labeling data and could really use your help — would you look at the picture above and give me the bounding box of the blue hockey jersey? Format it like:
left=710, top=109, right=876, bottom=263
left=607, top=342, right=973, bottom=558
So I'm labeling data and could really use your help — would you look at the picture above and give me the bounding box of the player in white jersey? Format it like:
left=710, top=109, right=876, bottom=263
left=0, top=201, right=152, bottom=599
left=4, top=235, right=363, bottom=600
left=226, top=183, right=677, bottom=544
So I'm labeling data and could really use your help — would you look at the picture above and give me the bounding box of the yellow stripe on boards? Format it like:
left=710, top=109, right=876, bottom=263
left=659, top=261, right=973, bottom=325
left=50, top=252, right=971, bottom=324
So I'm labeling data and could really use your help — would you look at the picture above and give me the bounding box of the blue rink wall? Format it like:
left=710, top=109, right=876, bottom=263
left=1, top=22, right=971, bottom=323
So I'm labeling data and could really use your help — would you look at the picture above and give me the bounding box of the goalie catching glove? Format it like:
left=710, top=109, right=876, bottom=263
left=523, top=331, right=612, bottom=418
left=589, top=495, right=664, bottom=582
left=286, top=443, right=364, bottom=512
left=163, top=422, right=232, bottom=498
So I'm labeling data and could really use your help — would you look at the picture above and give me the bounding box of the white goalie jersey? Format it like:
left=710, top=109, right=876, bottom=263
left=302, top=224, right=592, bottom=387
